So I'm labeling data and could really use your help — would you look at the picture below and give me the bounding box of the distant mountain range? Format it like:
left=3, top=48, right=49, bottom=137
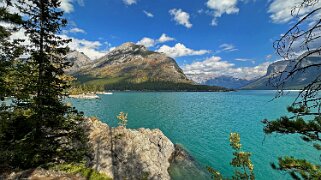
left=66, top=42, right=228, bottom=91
left=203, top=76, right=255, bottom=89
left=242, top=56, right=321, bottom=90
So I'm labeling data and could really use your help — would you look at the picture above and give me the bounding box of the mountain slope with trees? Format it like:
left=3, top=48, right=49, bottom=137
left=69, top=42, right=228, bottom=91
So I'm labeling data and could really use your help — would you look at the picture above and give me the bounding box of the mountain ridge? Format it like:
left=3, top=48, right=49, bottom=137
left=66, top=42, right=228, bottom=91
left=242, top=56, right=321, bottom=90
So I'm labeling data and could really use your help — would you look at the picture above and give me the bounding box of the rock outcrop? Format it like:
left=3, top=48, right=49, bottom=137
left=83, top=118, right=175, bottom=180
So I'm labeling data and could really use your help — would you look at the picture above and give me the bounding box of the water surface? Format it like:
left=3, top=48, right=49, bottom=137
left=69, top=90, right=319, bottom=180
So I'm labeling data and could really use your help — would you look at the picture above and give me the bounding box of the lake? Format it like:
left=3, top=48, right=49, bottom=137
left=69, top=90, right=319, bottom=180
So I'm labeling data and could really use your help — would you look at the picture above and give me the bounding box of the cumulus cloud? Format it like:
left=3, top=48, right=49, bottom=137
left=158, top=34, right=175, bottom=43
left=268, top=0, right=321, bottom=23
left=169, top=9, right=192, bottom=28
left=8, top=27, right=108, bottom=60
left=183, top=56, right=271, bottom=82
left=143, top=10, right=154, bottom=18
left=137, top=33, right=175, bottom=48
left=206, top=0, right=239, bottom=26
left=123, top=0, right=137, bottom=5
left=157, top=43, right=210, bottom=58
left=137, top=37, right=155, bottom=48
left=59, top=35, right=108, bottom=60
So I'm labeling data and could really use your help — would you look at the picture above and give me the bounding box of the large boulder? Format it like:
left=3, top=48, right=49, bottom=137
left=83, top=118, right=175, bottom=180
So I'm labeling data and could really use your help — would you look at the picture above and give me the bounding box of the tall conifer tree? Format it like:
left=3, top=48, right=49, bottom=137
left=0, top=0, right=87, bottom=168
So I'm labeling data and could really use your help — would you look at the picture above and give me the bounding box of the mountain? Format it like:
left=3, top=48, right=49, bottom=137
left=65, top=51, right=92, bottom=73
left=242, top=56, right=321, bottom=90
left=71, top=42, right=227, bottom=91
left=203, top=76, right=255, bottom=89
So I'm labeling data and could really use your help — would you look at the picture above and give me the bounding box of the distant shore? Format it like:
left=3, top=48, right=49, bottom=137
left=69, top=94, right=100, bottom=99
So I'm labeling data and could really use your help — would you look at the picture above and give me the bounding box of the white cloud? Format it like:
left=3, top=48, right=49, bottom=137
left=60, top=35, right=109, bottom=60
left=235, top=58, right=256, bottom=64
left=137, top=37, right=155, bottom=48
left=68, top=27, right=86, bottom=34
left=219, top=43, right=238, bottom=52
left=158, top=33, right=175, bottom=43
left=183, top=56, right=271, bottom=82
left=60, top=0, right=74, bottom=13
left=169, top=9, right=192, bottom=28
left=59, top=0, right=85, bottom=13
left=206, top=0, right=239, bottom=26
left=143, top=10, right=154, bottom=18
left=137, top=33, right=175, bottom=48
left=123, top=0, right=137, bottom=5
left=157, top=43, right=210, bottom=58
left=8, top=28, right=107, bottom=60
left=268, top=0, right=321, bottom=23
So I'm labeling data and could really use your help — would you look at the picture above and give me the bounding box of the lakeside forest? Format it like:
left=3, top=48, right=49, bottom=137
left=1, top=0, right=321, bottom=179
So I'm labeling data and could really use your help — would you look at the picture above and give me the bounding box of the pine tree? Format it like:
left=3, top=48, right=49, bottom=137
left=0, top=0, right=87, bottom=168
left=0, top=0, right=23, bottom=100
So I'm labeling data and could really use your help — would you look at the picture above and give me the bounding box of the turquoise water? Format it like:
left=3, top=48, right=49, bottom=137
left=69, top=90, right=320, bottom=180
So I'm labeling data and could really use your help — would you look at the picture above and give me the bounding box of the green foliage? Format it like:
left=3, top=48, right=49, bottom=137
left=74, top=74, right=229, bottom=91
left=117, top=112, right=128, bottom=128
left=271, top=157, right=321, bottom=180
left=69, top=84, right=105, bottom=95
left=263, top=115, right=321, bottom=142
left=207, top=133, right=254, bottom=180
left=0, top=0, right=88, bottom=169
left=263, top=112, right=321, bottom=179
left=0, top=0, right=24, bottom=99
left=49, top=163, right=112, bottom=180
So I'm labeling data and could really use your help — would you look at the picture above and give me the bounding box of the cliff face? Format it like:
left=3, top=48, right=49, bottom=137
left=83, top=117, right=175, bottom=180
left=242, top=56, right=321, bottom=90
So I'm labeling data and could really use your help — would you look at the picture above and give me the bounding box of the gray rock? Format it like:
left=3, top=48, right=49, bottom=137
left=83, top=118, right=175, bottom=180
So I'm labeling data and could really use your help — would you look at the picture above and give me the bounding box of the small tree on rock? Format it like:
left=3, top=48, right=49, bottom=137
left=117, top=112, right=128, bottom=128
left=207, top=133, right=255, bottom=180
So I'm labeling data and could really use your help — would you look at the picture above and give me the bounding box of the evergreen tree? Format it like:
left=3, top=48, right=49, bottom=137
left=0, top=0, right=87, bottom=168
left=263, top=0, right=321, bottom=179
left=0, top=0, right=23, bottom=99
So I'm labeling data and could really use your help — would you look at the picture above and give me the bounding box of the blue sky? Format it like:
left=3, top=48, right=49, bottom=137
left=56, top=0, right=314, bottom=82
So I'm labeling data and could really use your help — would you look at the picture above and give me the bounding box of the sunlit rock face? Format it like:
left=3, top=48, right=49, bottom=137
left=83, top=118, right=175, bottom=180
left=71, top=42, right=192, bottom=86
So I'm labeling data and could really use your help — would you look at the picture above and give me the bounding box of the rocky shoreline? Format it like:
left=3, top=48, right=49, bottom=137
left=1, top=117, right=208, bottom=180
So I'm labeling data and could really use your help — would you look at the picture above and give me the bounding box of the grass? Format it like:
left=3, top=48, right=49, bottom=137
left=49, top=163, right=112, bottom=180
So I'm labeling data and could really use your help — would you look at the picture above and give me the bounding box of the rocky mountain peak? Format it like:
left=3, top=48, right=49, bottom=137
left=65, top=50, right=91, bottom=73
left=111, top=42, right=148, bottom=55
